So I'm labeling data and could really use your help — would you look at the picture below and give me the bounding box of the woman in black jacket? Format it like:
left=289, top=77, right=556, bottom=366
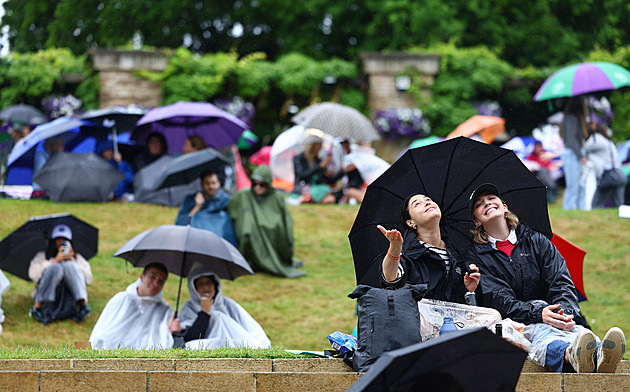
left=468, top=183, right=625, bottom=373
left=378, top=193, right=480, bottom=303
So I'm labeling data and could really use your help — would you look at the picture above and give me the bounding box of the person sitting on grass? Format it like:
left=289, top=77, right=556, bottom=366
left=89, top=263, right=178, bottom=349
left=28, top=224, right=92, bottom=324
left=467, top=183, right=626, bottom=373
left=175, top=169, right=237, bottom=246
left=173, top=264, right=271, bottom=349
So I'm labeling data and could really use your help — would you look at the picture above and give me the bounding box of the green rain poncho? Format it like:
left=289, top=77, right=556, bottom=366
left=228, top=165, right=305, bottom=278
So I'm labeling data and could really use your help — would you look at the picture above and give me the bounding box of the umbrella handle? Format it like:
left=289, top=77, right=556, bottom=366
left=174, top=274, right=183, bottom=318
left=112, top=129, right=119, bottom=155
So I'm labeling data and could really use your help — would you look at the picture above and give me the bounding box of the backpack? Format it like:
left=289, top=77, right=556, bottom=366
left=348, top=284, right=428, bottom=372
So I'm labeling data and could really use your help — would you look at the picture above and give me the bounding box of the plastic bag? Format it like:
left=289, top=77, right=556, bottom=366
left=489, top=318, right=532, bottom=354
left=418, top=298, right=502, bottom=341
left=326, top=331, right=357, bottom=354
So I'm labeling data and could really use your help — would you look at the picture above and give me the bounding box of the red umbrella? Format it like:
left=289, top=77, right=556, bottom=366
left=249, top=145, right=272, bottom=166
left=551, top=234, right=587, bottom=301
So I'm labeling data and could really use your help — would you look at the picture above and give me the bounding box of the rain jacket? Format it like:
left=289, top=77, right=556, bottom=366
left=175, top=189, right=237, bottom=247
left=179, top=265, right=271, bottom=349
left=467, top=224, right=582, bottom=325
left=89, top=279, right=174, bottom=349
left=380, top=229, right=471, bottom=304
left=228, top=166, right=305, bottom=278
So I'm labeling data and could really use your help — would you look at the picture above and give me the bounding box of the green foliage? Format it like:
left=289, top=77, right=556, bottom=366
left=0, top=48, right=90, bottom=108
left=408, top=45, right=514, bottom=136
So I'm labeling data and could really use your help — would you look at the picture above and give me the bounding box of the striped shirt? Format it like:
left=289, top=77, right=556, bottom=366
left=383, top=240, right=451, bottom=283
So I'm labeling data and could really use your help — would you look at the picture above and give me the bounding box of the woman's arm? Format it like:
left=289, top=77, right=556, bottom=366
left=377, top=225, right=403, bottom=282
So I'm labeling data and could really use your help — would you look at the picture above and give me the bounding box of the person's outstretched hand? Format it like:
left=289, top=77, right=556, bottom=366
left=377, top=225, right=403, bottom=249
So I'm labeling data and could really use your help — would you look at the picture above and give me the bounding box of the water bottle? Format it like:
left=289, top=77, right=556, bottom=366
left=495, top=323, right=503, bottom=338
left=439, top=316, right=458, bottom=336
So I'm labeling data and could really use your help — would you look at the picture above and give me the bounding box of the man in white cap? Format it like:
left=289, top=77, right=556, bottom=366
left=28, top=224, right=92, bottom=324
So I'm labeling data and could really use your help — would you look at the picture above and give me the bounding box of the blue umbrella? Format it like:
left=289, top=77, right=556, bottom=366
left=5, top=117, right=107, bottom=185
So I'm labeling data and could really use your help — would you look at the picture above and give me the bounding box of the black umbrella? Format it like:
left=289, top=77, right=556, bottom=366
left=133, top=155, right=201, bottom=207
left=153, top=147, right=229, bottom=190
left=81, top=106, right=146, bottom=154
left=0, top=213, right=98, bottom=281
left=347, top=327, right=527, bottom=392
left=349, top=137, right=550, bottom=286
left=0, top=104, right=46, bottom=126
left=113, top=224, right=254, bottom=314
left=32, top=152, right=125, bottom=202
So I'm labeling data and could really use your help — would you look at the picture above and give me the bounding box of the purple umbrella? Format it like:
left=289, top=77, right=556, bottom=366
left=133, top=101, right=248, bottom=153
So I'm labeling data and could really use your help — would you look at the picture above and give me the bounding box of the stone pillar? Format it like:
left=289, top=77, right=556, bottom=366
left=359, top=52, right=441, bottom=115
left=89, top=49, right=170, bottom=108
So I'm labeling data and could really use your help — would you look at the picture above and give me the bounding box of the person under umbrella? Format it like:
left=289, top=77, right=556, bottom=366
left=132, top=132, right=168, bottom=173
left=175, top=263, right=271, bottom=349
left=560, top=96, right=589, bottom=210
left=228, top=165, right=305, bottom=278
left=377, top=193, right=480, bottom=304
left=467, top=183, right=625, bottom=373
left=89, top=263, right=177, bottom=349
left=95, top=140, right=134, bottom=201
left=175, top=169, right=237, bottom=247
left=28, top=224, right=92, bottom=324
left=182, top=135, right=207, bottom=154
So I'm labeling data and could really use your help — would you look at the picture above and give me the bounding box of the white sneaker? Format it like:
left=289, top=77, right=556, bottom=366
left=596, top=327, right=626, bottom=373
left=567, top=329, right=598, bottom=373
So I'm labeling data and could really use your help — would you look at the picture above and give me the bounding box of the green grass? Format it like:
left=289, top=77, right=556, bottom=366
left=0, top=198, right=628, bottom=359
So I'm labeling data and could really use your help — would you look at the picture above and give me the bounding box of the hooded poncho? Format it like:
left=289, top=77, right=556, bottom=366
left=228, top=165, right=305, bottom=278
left=89, top=279, right=174, bottom=349
left=179, top=264, right=271, bottom=349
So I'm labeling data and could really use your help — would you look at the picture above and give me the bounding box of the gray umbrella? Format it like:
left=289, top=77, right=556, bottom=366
left=154, top=147, right=229, bottom=190
left=114, top=224, right=254, bottom=314
left=0, top=104, right=47, bottom=125
left=292, top=102, right=381, bottom=142
left=133, top=155, right=201, bottom=207
left=32, top=152, right=124, bottom=202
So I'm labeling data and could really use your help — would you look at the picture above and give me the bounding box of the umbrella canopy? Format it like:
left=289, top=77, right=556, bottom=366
left=133, top=101, right=248, bottom=153
left=347, top=327, right=527, bottom=392
left=349, top=137, right=551, bottom=286
left=0, top=213, right=98, bottom=281
left=248, top=145, right=272, bottom=167
left=0, top=104, right=46, bottom=126
left=133, top=155, right=201, bottom=207
left=551, top=234, right=587, bottom=301
left=291, top=102, right=381, bottom=143
left=113, top=224, right=254, bottom=313
left=81, top=106, right=146, bottom=134
left=446, top=115, right=505, bottom=144
left=269, top=125, right=343, bottom=192
left=5, top=117, right=108, bottom=185
left=153, top=147, right=229, bottom=190
left=343, top=146, right=390, bottom=185
left=32, top=152, right=125, bottom=202
left=534, top=61, right=630, bottom=101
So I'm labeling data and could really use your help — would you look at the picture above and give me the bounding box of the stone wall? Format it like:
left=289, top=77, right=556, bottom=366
left=359, top=52, right=441, bottom=115
left=89, top=49, right=170, bottom=108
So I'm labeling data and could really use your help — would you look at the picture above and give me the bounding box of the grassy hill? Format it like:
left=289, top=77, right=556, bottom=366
left=0, top=198, right=627, bottom=356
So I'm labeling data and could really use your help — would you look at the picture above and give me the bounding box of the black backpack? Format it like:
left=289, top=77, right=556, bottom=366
left=348, top=284, right=428, bottom=372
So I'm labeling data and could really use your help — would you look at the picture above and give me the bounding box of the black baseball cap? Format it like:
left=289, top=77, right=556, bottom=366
left=468, top=183, right=502, bottom=216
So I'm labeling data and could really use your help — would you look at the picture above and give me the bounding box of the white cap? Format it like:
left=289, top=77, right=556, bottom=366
left=51, top=224, right=72, bottom=240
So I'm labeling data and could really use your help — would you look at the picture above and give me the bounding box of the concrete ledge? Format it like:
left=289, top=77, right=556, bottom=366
left=0, top=359, right=71, bottom=370
left=516, top=373, right=562, bottom=392
left=256, top=372, right=360, bottom=392
left=175, top=358, right=272, bottom=372
left=73, top=358, right=175, bottom=371
left=272, top=358, right=352, bottom=373
left=40, top=370, right=147, bottom=392
left=149, top=371, right=255, bottom=392
left=0, top=371, right=38, bottom=392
